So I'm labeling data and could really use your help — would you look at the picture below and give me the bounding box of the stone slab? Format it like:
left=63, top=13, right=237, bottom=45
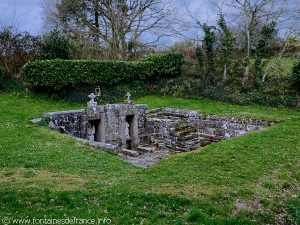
left=75, top=138, right=118, bottom=152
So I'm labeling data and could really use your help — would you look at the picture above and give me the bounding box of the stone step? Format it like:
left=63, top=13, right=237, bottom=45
left=150, top=137, right=164, bottom=143
left=177, top=133, right=199, bottom=141
left=158, top=112, right=189, bottom=118
left=165, top=116, right=186, bottom=121
left=174, top=124, right=190, bottom=131
left=175, top=128, right=197, bottom=137
left=121, top=149, right=140, bottom=157
left=147, top=108, right=162, bottom=114
left=199, top=139, right=220, bottom=147
left=157, top=143, right=166, bottom=148
left=198, top=133, right=222, bottom=141
left=146, top=114, right=160, bottom=118
left=191, top=143, right=201, bottom=150
left=165, top=145, right=174, bottom=149
left=136, top=145, right=156, bottom=153
left=149, top=138, right=167, bottom=148
left=174, top=146, right=191, bottom=152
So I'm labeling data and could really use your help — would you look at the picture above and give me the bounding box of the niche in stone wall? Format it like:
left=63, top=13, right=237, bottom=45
left=88, top=119, right=102, bottom=142
left=125, top=115, right=135, bottom=149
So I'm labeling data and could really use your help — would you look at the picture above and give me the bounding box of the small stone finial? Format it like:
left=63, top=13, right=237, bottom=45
left=88, top=93, right=96, bottom=103
left=88, top=93, right=97, bottom=108
left=124, top=92, right=133, bottom=104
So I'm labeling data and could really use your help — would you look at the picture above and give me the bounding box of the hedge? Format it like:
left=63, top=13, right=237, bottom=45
left=61, top=80, right=161, bottom=103
left=21, top=53, right=184, bottom=90
left=21, top=60, right=155, bottom=90
left=142, top=52, right=184, bottom=79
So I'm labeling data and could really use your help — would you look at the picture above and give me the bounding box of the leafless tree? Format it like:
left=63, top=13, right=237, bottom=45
left=226, top=0, right=296, bottom=89
left=43, top=0, right=176, bottom=60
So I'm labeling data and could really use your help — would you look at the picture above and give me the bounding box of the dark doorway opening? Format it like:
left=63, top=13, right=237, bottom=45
left=89, top=119, right=101, bottom=141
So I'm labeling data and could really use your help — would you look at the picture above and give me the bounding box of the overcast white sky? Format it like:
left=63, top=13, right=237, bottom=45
left=0, top=0, right=298, bottom=44
left=0, top=0, right=220, bottom=33
left=0, top=0, right=44, bottom=35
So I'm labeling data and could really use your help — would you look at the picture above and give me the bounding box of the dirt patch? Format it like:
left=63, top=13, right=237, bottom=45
left=232, top=198, right=262, bottom=216
left=120, top=151, right=170, bottom=168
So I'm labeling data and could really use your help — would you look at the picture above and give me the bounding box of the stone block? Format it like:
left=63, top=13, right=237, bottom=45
left=121, top=149, right=140, bottom=157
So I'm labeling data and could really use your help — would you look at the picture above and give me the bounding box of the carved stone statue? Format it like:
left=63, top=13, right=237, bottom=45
left=125, top=121, right=130, bottom=139
left=87, top=124, right=96, bottom=141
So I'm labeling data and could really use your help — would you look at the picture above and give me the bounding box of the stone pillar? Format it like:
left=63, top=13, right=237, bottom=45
left=100, top=115, right=106, bottom=143
left=81, top=115, right=88, bottom=139
left=131, top=114, right=139, bottom=148
left=120, top=116, right=127, bottom=149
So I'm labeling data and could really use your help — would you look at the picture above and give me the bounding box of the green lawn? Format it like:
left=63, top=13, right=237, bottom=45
left=0, top=93, right=299, bottom=224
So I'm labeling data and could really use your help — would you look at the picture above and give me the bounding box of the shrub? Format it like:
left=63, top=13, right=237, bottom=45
left=0, top=66, right=24, bottom=92
left=21, top=59, right=155, bottom=90
left=142, top=52, right=184, bottom=79
left=0, top=66, right=5, bottom=90
left=292, top=60, right=300, bottom=91
left=157, top=77, right=297, bottom=107
left=0, top=27, right=39, bottom=75
left=62, top=80, right=158, bottom=103
left=37, top=30, right=73, bottom=60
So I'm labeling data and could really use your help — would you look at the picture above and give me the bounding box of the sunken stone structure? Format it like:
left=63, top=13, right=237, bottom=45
left=42, top=92, right=273, bottom=167
left=45, top=103, right=147, bottom=152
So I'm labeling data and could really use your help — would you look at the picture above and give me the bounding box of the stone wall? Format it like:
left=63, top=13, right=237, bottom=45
left=144, top=108, right=272, bottom=152
left=199, top=115, right=272, bottom=138
left=44, top=109, right=87, bottom=139
left=100, top=104, right=147, bottom=148
left=44, top=104, right=147, bottom=150
left=145, top=108, right=202, bottom=151
left=43, top=106, right=272, bottom=155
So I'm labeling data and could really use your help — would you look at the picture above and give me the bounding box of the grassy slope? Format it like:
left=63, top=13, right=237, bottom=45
left=250, top=57, right=299, bottom=78
left=264, top=57, right=299, bottom=78
left=0, top=93, right=299, bottom=225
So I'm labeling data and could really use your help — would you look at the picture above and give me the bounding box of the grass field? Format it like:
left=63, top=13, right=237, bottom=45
left=0, top=93, right=299, bottom=224
left=263, top=57, right=299, bottom=78
left=246, top=56, right=299, bottom=80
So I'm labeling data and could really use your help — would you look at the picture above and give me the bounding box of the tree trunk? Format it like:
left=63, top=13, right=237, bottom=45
left=120, top=32, right=128, bottom=60
left=93, top=0, right=100, bottom=44
left=242, top=29, right=250, bottom=90
left=111, top=25, right=119, bottom=59
left=223, top=63, right=227, bottom=82
left=262, top=72, right=267, bottom=83
left=241, top=0, right=251, bottom=90
left=4, top=58, right=10, bottom=75
left=242, top=63, right=250, bottom=90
